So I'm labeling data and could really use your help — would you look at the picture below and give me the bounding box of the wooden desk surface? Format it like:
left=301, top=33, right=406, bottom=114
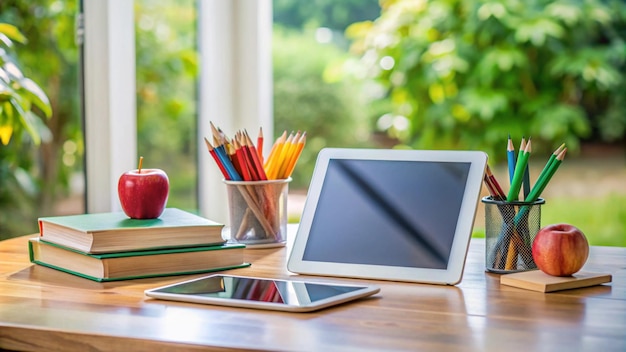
left=1, top=228, right=625, bottom=352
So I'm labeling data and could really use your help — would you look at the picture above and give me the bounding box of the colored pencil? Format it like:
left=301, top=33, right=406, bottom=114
left=204, top=138, right=229, bottom=179
left=522, top=139, right=531, bottom=199
left=532, top=143, right=565, bottom=197
left=205, top=123, right=305, bottom=182
left=276, top=131, right=300, bottom=179
left=204, top=137, right=241, bottom=181
left=216, top=145, right=242, bottom=181
left=236, top=132, right=259, bottom=181
left=507, top=139, right=531, bottom=201
left=284, top=132, right=306, bottom=179
left=233, top=138, right=253, bottom=181
left=257, top=127, right=264, bottom=164
left=483, top=174, right=498, bottom=199
left=264, top=131, right=287, bottom=178
left=268, top=132, right=294, bottom=180
left=524, top=147, right=567, bottom=202
left=244, top=130, right=267, bottom=180
left=485, top=164, right=506, bottom=200
left=507, top=134, right=516, bottom=184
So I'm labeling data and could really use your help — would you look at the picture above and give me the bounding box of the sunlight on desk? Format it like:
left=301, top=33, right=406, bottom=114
left=1, top=226, right=625, bottom=351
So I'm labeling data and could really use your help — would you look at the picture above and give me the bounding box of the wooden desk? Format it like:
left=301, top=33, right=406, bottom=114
left=1, top=229, right=625, bottom=352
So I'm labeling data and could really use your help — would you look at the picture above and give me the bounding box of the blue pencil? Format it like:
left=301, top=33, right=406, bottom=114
left=507, top=134, right=516, bottom=184
left=215, top=145, right=242, bottom=181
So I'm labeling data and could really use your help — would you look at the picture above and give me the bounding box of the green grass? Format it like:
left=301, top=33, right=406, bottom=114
left=288, top=194, right=625, bottom=247
left=540, top=195, right=626, bottom=247
left=473, top=194, right=626, bottom=247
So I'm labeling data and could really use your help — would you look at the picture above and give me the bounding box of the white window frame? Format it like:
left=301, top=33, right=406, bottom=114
left=197, top=0, right=273, bottom=224
left=83, top=0, right=272, bottom=225
left=83, top=0, right=137, bottom=214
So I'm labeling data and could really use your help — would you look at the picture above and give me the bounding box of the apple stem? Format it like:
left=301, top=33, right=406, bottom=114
left=138, top=156, right=144, bottom=174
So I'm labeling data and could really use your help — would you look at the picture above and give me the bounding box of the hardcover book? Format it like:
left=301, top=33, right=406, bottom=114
left=29, top=238, right=250, bottom=282
left=38, top=208, right=226, bottom=253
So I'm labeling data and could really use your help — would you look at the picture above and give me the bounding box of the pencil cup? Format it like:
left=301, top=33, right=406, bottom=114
left=224, top=178, right=291, bottom=248
left=482, top=196, right=545, bottom=273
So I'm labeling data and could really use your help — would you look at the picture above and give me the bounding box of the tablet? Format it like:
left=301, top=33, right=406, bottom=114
left=144, top=274, right=380, bottom=312
left=287, top=148, right=487, bottom=285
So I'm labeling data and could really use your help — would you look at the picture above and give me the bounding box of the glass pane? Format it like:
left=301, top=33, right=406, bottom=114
left=0, top=0, right=83, bottom=239
left=135, top=0, right=199, bottom=213
left=272, top=0, right=382, bottom=221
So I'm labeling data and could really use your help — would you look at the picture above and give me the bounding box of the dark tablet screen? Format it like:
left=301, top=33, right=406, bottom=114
left=302, top=159, right=470, bottom=269
left=151, top=275, right=366, bottom=305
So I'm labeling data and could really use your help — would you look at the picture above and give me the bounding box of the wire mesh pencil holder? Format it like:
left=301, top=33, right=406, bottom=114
left=482, top=196, right=545, bottom=273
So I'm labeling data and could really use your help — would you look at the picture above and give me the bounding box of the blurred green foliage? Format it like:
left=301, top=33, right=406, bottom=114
left=274, top=0, right=380, bottom=33
left=0, top=0, right=80, bottom=240
left=0, top=23, right=52, bottom=146
left=347, top=0, right=626, bottom=160
left=272, top=0, right=387, bottom=189
left=135, top=0, right=199, bottom=211
left=272, top=27, right=375, bottom=188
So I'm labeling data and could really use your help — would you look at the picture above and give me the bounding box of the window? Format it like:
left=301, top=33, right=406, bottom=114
left=82, top=0, right=271, bottom=225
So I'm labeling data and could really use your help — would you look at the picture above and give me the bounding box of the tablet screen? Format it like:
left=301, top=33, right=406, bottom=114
left=302, top=159, right=470, bottom=269
left=151, top=275, right=364, bottom=304
left=145, top=274, right=380, bottom=312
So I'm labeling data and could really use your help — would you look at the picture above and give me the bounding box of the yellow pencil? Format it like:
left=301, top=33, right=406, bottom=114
left=284, top=132, right=306, bottom=178
left=269, top=132, right=294, bottom=179
left=263, top=131, right=286, bottom=171
left=277, top=131, right=300, bottom=179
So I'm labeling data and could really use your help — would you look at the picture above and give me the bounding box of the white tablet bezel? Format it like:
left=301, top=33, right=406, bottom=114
left=287, top=148, right=487, bottom=285
left=144, top=274, right=380, bottom=312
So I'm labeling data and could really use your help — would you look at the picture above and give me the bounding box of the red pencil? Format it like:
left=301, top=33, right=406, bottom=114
left=257, top=127, right=264, bottom=164
left=203, top=137, right=229, bottom=179
left=485, top=165, right=506, bottom=200
left=232, top=138, right=253, bottom=181
left=244, top=130, right=267, bottom=180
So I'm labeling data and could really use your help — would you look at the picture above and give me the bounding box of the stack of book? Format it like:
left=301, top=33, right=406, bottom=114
left=29, top=208, right=249, bottom=282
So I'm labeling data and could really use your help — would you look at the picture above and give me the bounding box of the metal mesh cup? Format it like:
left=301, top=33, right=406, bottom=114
left=482, top=196, right=545, bottom=273
left=224, top=178, right=290, bottom=248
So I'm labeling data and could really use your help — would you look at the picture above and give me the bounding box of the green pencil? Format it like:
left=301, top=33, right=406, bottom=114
left=507, top=139, right=531, bottom=201
left=532, top=143, right=565, bottom=195
left=524, top=147, right=567, bottom=202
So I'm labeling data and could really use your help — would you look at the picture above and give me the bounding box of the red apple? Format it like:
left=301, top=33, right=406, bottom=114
left=118, top=157, right=169, bottom=219
left=532, top=223, right=589, bottom=277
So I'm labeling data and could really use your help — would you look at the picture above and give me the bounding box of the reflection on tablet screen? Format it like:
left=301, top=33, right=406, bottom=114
left=152, top=276, right=364, bottom=305
left=302, top=159, right=470, bottom=269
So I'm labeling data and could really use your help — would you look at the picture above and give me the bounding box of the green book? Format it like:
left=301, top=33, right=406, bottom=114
left=29, top=238, right=250, bottom=282
left=38, top=208, right=226, bottom=254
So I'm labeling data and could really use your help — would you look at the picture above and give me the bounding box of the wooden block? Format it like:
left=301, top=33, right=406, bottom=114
left=500, top=270, right=612, bottom=292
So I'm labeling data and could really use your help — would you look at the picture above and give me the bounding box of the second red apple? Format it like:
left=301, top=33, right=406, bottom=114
left=531, top=223, right=589, bottom=277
